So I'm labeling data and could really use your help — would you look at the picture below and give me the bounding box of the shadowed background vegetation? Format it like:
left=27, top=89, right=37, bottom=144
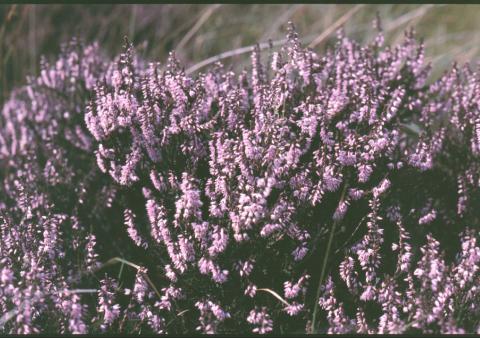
left=1, top=4, right=480, bottom=105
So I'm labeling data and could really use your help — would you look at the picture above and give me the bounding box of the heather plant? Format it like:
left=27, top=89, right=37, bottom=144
left=1, top=19, right=480, bottom=334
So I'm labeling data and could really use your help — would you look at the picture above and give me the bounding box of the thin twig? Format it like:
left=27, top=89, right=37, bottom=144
left=308, top=4, right=365, bottom=49
left=186, top=40, right=284, bottom=75
left=185, top=33, right=319, bottom=75
left=28, top=4, right=36, bottom=76
left=334, top=215, right=367, bottom=255
left=261, top=4, right=304, bottom=42
left=429, top=42, right=480, bottom=70
left=384, top=4, right=434, bottom=32
left=128, top=4, right=138, bottom=40
left=311, top=179, right=349, bottom=333
left=389, top=5, right=436, bottom=48
left=118, top=260, right=125, bottom=280
left=98, top=257, right=162, bottom=299
left=257, top=288, right=291, bottom=307
left=166, top=309, right=190, bottom=328
left=66, top=289, right=99, bottom=294
left=5, top=5, right=17, bottom=22
left=102, top=257, right=142, bottom=270
left=176, top=4, right=222, bottom=52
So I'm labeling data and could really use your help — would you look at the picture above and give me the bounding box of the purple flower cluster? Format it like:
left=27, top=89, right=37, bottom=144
left=1, top=20, right=480, bottom=334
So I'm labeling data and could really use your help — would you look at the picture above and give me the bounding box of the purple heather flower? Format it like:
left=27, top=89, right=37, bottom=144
left=247, top=307, right=273, bottom=334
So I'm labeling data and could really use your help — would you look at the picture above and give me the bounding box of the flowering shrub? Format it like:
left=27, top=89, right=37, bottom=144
left=1, top=20, right=480, bottom=334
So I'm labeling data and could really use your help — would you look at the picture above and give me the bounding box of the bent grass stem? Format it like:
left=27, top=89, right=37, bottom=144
left=310, top=180, right=349, bottom=333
